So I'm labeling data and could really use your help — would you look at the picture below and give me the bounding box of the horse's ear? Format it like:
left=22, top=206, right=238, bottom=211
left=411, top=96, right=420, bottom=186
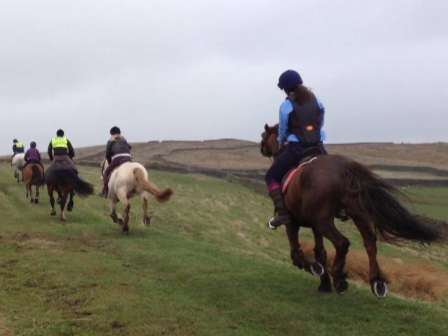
left=264, top=124, right=270, bottom=132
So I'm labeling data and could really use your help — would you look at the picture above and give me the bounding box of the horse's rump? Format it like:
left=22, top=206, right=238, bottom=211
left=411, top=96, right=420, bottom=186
left=48, top=167, right=94, bottom=197
left=23, top=164, right=45, bottom=186
left=12, top=153, right=26, bottom=170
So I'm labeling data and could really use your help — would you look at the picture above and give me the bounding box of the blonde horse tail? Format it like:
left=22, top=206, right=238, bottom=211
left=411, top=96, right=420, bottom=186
left=134, top=168, right=173, bottom=203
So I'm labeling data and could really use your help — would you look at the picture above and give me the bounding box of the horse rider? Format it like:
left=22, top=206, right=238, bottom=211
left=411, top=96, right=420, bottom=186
left=23, top=141, right=45, bottom=169
left=47, top=129, right=78, bottom=172
left=265, top=70, right=327, bottom=229
left=97, top=126, right=132, bottom=198
left=11, top=139, right=25, bottom=164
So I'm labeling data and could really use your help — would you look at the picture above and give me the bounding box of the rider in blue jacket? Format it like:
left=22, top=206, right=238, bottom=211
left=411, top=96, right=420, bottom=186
left=265, top=70, right=327, bottom=229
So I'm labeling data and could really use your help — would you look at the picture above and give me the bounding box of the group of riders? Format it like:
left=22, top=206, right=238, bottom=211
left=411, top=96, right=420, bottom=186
left=12, top=127, right=132, bottom=197
left=11, top=70, right=326, bottom=228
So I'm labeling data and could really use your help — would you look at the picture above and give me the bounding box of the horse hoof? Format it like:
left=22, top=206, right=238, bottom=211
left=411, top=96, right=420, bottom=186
left=60, top=218, right=66, bottom=222
left=335, top=280, right=348, bottom=295
left=122, top=228, right=129, bottom=234
left=310, top=263, right=325, bottom=277
left=34, top=199, right=39, bottom=204
left=144, top=218, right=151, bottom=227
left=67, top=206, right=73, bottom=212
left=318, top=281, right=332, bottom=293
left=50, top=211, right=56, bottom=216
left=372, top=281, right=388, bottom=299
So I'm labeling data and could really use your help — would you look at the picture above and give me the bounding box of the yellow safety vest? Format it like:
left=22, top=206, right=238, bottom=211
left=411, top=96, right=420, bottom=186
left=51, top=137, right=68, bottom=149
left=15, top=142, right=23, bottom=148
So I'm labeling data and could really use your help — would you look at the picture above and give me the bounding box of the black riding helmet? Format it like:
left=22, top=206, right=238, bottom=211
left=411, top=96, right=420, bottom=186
left=56, top=129, right=64, bottom=137
left=13, top=139, right=18, bottom=143
left=110, top=126, right=121, bottom=135
left=30, top=141, right=37, bottom=148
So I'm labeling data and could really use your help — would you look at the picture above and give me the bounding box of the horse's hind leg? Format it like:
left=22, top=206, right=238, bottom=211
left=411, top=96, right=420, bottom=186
left=58, top=190, right=68, bottom=222
left=315, top=219, right=350, bottom=295
left=67, top=191, right=74, bottom=211
left=48, top=187, right=56, bottom=216
left=352, top=215, right=388, bottom=299
left=142, top=195, right=151, bottom=227
left=312, top=228, right=332, bottom=292
left=117, top=192, right=131, bottom=234
left=35, top=185, right=39, bottom=204
left=29, top=184, right=34, bottom=203
left=109, top=197, right=119, bottom=224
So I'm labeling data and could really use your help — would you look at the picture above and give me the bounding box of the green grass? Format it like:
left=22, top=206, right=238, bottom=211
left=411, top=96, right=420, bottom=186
left=0, top=164, right=447, bottom=336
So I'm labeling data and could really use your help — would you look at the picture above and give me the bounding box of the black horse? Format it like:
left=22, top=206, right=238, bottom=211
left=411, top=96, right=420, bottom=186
left=45, top=164, right=94, bottom=222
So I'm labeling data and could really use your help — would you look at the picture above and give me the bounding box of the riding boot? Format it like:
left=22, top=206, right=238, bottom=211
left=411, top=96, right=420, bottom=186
left=267, top=188, right=292, bottom=229
left=97, top=179, right=109, bottom=198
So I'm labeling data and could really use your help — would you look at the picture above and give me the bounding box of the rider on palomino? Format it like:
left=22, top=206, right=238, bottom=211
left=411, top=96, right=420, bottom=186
left=265, top=70, right=327, bottom=229
left=47, top=129, right=78, bottom=172
left=97, top=126, right=132, bottom=198
left=11, top=139, right=25, bottom=164
left=24, top=141, right=45, bottom=170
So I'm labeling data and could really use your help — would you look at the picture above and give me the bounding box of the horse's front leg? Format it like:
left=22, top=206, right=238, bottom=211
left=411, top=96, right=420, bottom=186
left=353, top=215, right=388, bottom=299
left=316, top=219, right=350, bottom=295
left=312, top=228, right=332, bottom=292
left=285, top=223, right=322, bottom=277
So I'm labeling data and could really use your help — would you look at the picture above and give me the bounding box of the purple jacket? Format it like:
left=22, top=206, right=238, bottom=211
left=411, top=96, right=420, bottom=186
left=25, top=148, right=41, bottom=162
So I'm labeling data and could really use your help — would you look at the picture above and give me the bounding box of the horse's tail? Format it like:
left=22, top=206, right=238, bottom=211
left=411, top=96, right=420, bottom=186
left=52, top=169, right=94, bottom=197
left=134, top=168, right=173, bottom=203
left=341, top=160, right=444, bottom=245
left=31, top=165, right=44, bottom=187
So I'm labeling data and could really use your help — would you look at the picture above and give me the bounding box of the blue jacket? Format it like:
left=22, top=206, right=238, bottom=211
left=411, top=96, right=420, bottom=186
left=278, top=97, right=326, bottom=145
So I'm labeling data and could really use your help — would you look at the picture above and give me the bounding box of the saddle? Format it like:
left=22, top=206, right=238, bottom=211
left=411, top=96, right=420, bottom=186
left=281, top=147, right=324, bottom=193
left=281, top=147, right=351, bottom=222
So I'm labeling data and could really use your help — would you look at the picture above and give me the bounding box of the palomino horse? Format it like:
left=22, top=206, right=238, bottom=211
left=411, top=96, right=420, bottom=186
left=46, top=164, right=94, bottom=222
left=11, top=153, right=26, bottom=183
left=22, top=163, right=45, bottom=204
left=260, top=124, right=443, bottom=298
left=101, top=159, right=173, bottom=234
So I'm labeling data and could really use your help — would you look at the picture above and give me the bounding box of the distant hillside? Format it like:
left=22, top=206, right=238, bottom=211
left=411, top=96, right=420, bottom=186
left=3, top=140, right=448, bottom=184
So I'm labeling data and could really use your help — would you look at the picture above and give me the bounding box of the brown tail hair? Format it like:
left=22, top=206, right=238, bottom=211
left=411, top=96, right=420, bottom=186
left=134, top=168, right=173, bottom=203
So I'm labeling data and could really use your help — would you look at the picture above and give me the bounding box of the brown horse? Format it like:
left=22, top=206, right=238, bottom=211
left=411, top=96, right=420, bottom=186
left=22, top=163, right=45, bottom=204
left=45, top=164, right=94, bottom=222
left=260, top=124, right=444, bottom=298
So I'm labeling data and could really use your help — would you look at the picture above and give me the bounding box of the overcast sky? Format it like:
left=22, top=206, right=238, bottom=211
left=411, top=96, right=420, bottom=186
left=1, top=0, right=447, bottom=155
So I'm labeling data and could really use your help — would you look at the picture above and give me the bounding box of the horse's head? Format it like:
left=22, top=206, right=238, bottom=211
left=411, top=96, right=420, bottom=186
left=260, top=124, right=281, bottom=159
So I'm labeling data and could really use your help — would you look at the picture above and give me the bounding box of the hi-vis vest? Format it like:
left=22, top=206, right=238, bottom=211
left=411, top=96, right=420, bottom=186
left=51, top=137, right=68, bottom=149
left=15, top=142, right=23, bottom=148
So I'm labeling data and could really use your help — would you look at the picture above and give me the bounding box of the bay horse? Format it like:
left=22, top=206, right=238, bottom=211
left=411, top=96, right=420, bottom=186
left=22, top=163, right=45, bottom=204
left=101, top=159, right=173, bottom=234
left=260, top=124, right=444, bottom=298
left=46, top=164, right=94, bottom=222
left=11, top=153, right=26, bottom=183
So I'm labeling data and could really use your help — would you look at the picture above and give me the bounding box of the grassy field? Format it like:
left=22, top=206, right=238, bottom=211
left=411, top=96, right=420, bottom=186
left=0, top=163, right=447, bottom=336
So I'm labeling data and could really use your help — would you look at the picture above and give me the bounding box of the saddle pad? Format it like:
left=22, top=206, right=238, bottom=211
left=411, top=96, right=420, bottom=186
left=282, top=157, right=318, bottom=194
